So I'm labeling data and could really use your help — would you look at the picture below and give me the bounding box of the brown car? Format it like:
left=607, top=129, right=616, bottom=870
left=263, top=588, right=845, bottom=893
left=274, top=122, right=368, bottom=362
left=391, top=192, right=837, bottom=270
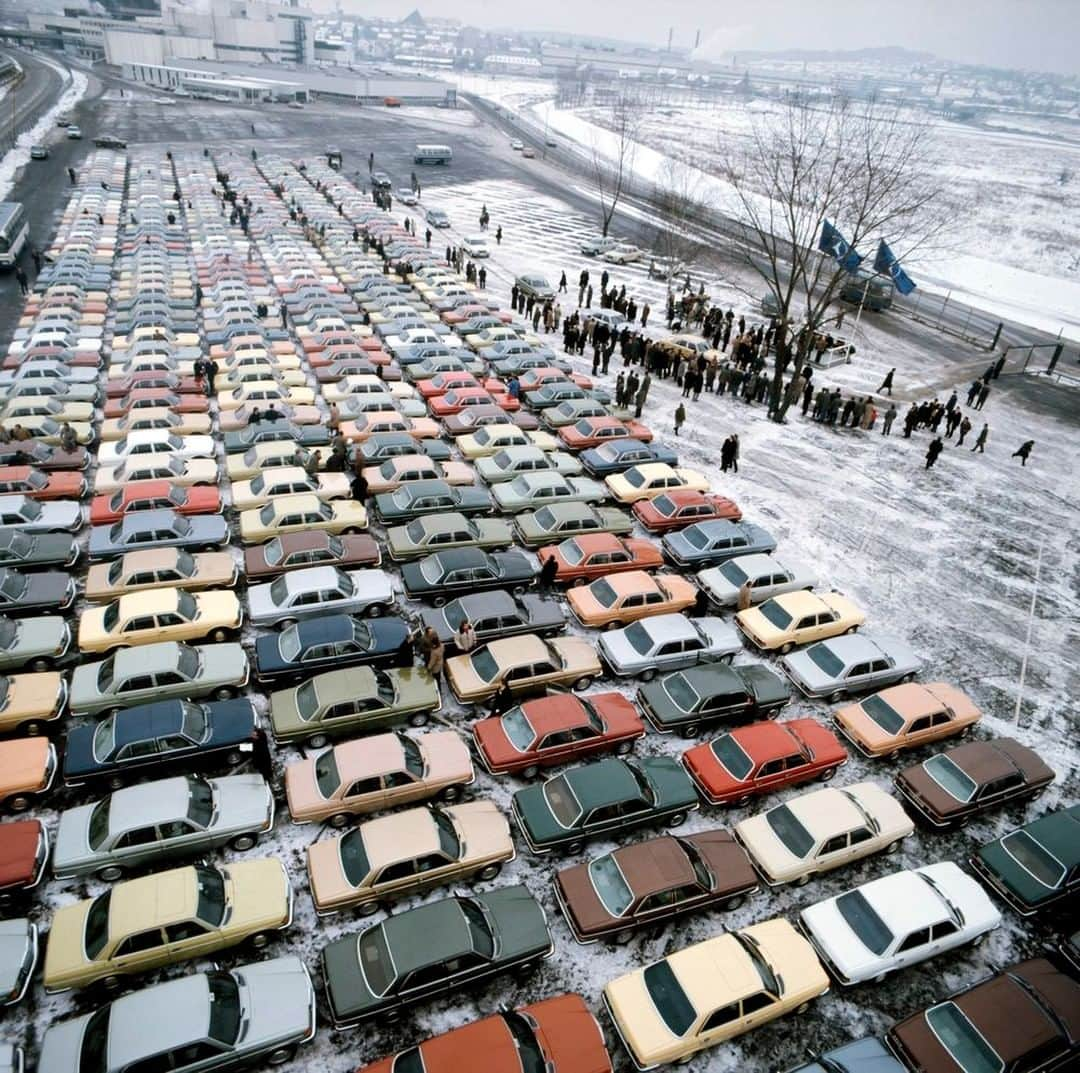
left=887, top=958, right=1080, bottom=1073
left=895, top=737, right=1055, bottom=829
left=243, top=531, right=381, bottom=580
left=0, top=818, right=48, bottom=902
left=553, top=829, right=758, bottom=944
left=0, top=738, right=56, bottom=811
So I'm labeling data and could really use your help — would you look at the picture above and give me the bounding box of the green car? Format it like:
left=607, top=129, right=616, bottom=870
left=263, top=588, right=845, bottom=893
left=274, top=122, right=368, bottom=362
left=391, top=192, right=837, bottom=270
left=386, top=511, right=514, bottom=562
left=321, top=886, right=552, bottom=1027
left=513, top=501, right=633, bottom=547
left=269, top=665, right=440, bottom=748
left=511, top=756, right=699, bottom=855
left=971, top=804, right=1080, bottom=916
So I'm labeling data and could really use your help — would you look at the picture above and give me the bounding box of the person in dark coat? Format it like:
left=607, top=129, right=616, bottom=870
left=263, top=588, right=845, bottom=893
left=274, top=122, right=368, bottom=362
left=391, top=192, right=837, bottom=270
left=925, top=437, right=944, bottom=469
left=971, top=423, right=989, bottom=453
left=878, top=367, right=895, bottom=394
left=539, top=555, right=559, bottom=589
left=351, top=472, right=368, bottom=503
left=674, top=403, right=686, bottom=435
left=957, top=416, right=972, bottom=445
left=1011, top=440, right=1034, bottom=466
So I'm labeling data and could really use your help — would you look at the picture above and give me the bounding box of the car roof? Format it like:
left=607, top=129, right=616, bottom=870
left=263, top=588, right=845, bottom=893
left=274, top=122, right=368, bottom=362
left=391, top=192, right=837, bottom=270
left=636, top=613, right=695, bottom=643
left=280, top=565, right=341, bottom=592
left=613, top=835, right=696, bottom=898
left=335, top=733, right=408, bottom=780
left=119, top=508, right=182, bottom=532
left=446, top=590, right=515, bottom=616
left=416, top=512, right=469, bottom=535
left=432, top=547, right=489, bottom=569
left=270, top=531, right=335, bottom=553
left=311, top=666, right=378, bottom=705
left=294, top=614, right=356, bottom=646
left=107, top=866, right=199, bottom=938
left=114, top=588, right=186, bottom=617
left=107, top=776, right=197, bottom=832
left=601, top=571, right=661, bottom=597
left=379, top=898, right=472, bottom=971
left=565, top=532, right=623, bottom=553
left=113, top=701, right=187, bottom=747
left=667, top=930, right=761, bottom=1010
left=856, top=867, right=955, bottom=935
left=112, top=641, right=183, bottom=679
left=517, top=694, right=592, bottom=734
left=484, top=634, right=549, bottom=667
left=627, top=463, right=676, bottom=480
left=114, top=547, right=185, bottom=571
left=361, top=807, right=442, bottom=869
left=733, top=720, right=807, bottom=760
left=788, top=785, right=873, bottom=837
left=107, top=973, right=213, bottom=1069
left=811, top=634, right=886, bottom=663
left=266, top=493, right=323, bottom=513
left=564, top=758, right=644, bottom=811
left=771, top=590, right=831, bottom=616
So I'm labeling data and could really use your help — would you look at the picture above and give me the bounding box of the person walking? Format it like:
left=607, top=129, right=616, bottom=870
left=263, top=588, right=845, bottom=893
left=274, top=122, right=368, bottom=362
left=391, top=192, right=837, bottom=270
left=279, top=300, right=289, bottom=329
left=925, top=436, right=944, bottom=469
left=957, top=416, right=972, bottom=445
left=674, top=402, right=686, bottom=436
left=453, top=619, right=477, bottom=653
left=425, top=636, right=445, bottom=677
left=974, top=382, right=990, bottom=410
left=14, top=268, right=28, bottom=296
left=736, top=581, right=753, bottom=611
left=878, top=367, right=895, bottom=395
left=882, top=403, right=897, bottom=436
left=720, top=436, right=734, bottom=473
left=495, top=225, right=502, bottom=245
left=350, top=471, right=368, bottom=504
left=971, top=423, right=989, bottom=453
left=1012, top=440, right=1035, bottom=466
left=558, top=271, right=567, bottom=293
left=634, top=373, right=651, bottom=418
left=729, top=434, right=740, bottom=473
left=965, top=379, right=981, bottom=406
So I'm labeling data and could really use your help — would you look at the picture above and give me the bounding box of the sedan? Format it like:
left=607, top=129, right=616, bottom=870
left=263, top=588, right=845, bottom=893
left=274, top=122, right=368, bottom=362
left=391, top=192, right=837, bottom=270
left=419, top=589, right=566, bottom=650
left=321, top=888, right=550, bottom=1026
left=362, top=455, right=474, bottom=494
left=95, top=455, right=217, bottom=494
left=98, top=430, right=214, bottom=467
left=598, top=613, right=741, bottom=679
left=0, top=918, right=37, bottom=1007
left=401, top=547, right=537, bottom=605
left=780, top=634, right=923, bottom=701
left=580, top=440, right=678, bottom=477
left=683, top=718, right=848, bottom=804
left=567, top=570, right=697, bottom=629
left=559, top=415, right=654, bottom=451
left=443, top=403, right=540, bottom=436
left=89, top=481, right=220, bottom=525
left=605, top=463, right=709, bottom=504
left=88, top=509, right=228, bottom=560
left=99, top=408, right=212, bottom=442
left=0, top=442, right=88, bottom=471
left=51, top=773, right=274, bottom=880
left=0, top=495, right=81, bottom=534
left=799, top=862, right=1000, bottom=986
left=247, top=565, right=394, bottom=628
left=231, top=467, right=350, bottom=510
left=663, top=519, right=778, bottom=569
left=512, top=757, right=699, bottom=855
left=458, top=425, right=558, bottom=460
left=736, top=591, right=865, bottom=653
left=554, top=829, right=758, bottom=944
left=697, top=553, right=815, bottom=608
left=0, top=568, right=76, bottom=615
left=476, top=446, right=581, bottom=484
left=85, top=548, right=237, bottom=603
left=0, top=615, right=70, bottom=672
left=446, top=634, right=600, bottom=703
left=358, top=431, right=452, bottom=463
left=387, top=511, right=513, bottom=561
left=239, top=486, right=368, bottom=538
left=537, top=533, right=663, bottom=584
left=222, top=420, right=329, bottom=455
left=781, top=1039, right=907, bottom=1073
left=514, top=501, right=633, bottom=546
left=540, top=399, right=609, bottom=430
left=0, top=530, right=78, bottom=571
left=0, top=466, right=84, bottom=501
left=374, top=480, right=493, bottom=523
left=492, top=472, right=605, bottom=513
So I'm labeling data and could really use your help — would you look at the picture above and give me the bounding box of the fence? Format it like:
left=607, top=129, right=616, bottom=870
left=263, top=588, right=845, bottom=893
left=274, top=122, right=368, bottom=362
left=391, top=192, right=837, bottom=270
left=1008, top=341, right=1080, bottom=386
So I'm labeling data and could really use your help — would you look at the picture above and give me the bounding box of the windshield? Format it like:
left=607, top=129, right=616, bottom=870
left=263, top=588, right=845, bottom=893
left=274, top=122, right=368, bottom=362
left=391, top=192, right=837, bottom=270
left=249, top=475, right=265, bottom=495
left=643, top=960, right=696, bottom=1037
left=542, top=775, right=582, bottom=828
left=860, top=694, right=906, bottom=734
left=405, top=520, right=426, bottom=544
left=269, top=575, right=290, bottom=606
left=431, top=808, right=461, bottom=859
left=1002, top=830, right=1065, bottom=889
left=923, top=755, right=977, bottom=802
left=588, top=854, right=634, bottom=917
left=0, top=571, right=25, bottom=599
left=84, top=890, right=112, bottom=960
left=662, top=673, right=699, bottom=714
left=765, top=804, right=815, bottom=858
left=469, top=646, right=500, bottom=683
left=924, top=1003, right=1004, bottom=1073
left=589, top=578, right=618, bottom=608
left=807, top=644, right=846, bottom=677
left=278, top=623, right=303, bottom=663
left=181, top=702, right=208, bottom=742
left=623, top=468, right=645, bottom=488
left=502, top=1012, right=546, bottom=1073
left=314, top=748, right=340, bottom=798
left=836, top=890, right=894, bottom=955
left=207, top=972, right=243, bottom=1045
left=78, top=1007, right=110, bottom=1073
left=92, top=716, right=116, bottom=761
left=500, top=706, right=535, bottom=751
left=358, top=926, right=396, bottom=996
left=534, top=507, right=555, bottom=529
left=264, top=538, right=284, bottom=566
left=682, top=526, right=709, bottom=550
left=758, top=600, right=793, bottom=630
left=194, top=865, right=227, bottom=926
left=718, top=560, right=748, bottom=586
left=709, top=734, right=754, bottom=781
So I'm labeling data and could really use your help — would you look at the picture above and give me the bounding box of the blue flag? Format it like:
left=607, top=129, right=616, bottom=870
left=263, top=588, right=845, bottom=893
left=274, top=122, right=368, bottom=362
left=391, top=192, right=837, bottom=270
left=818, top=220, right=863, bottom=273
left=874, top=239, right=916, bottom=295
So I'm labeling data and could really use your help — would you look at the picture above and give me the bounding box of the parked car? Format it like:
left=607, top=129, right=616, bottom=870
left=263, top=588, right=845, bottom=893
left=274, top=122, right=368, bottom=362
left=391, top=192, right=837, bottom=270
left=0, top=530, right=78, bottom=571
left=780, top=1038, right=907, bottom=1073
left=598, top=613, right=740, bottom=679
left=268, top=664, right=440, bottom=747
left=894, top=737, right=1055, bottom=828
left=515, top=501, right=633, bottom=546
left=886, top=958, right=1080, bottom=1073
left=512, top=756, right=699, bottom=855
left=222, top=420, right=328, bottom=455
left=554, top=828, right=757, bottom=944
left=0, top=670, right=66, bottom=735
left=567, top=570, right=697, bottom=629
left=321, top=886, right=552, bottom=1026
left=580, top=440, right=678, bottom=478
left=475, top=446, right=580, bottom=485
left=231, top=467, right=350, bottom=510
left=96, top=455, right=217, bottom=495
left=98, top=431, right=213, bottom=468
left=238, top=493, right=367, bottom=545
left=77, top=588, right=242, bottom=653
left=492, top=472, right=605, bottom=513
left=37, top=956, right=316, bottom=1073
left=514, top=275, right=555, bottom=302
left=970, top=804, right=1080, bottom=916
left=736, top=591, right=865, bottom=653
left=401, top=547, right=537, bottom=605
left=458, top=424, right=557, bottom=459
left=0, top=819, right=48, bottom=901
left=420, top=589, right=565, bottom=651
left=0, top=917, right=37, bottom=1005
left=733, top=781, right=914, bottom=886
left=88, top=508, right=228, bottom=560
left=63, top=697, right=258, bottom=789
left=387, top=511, right=513, bottom=561
left=833, top=681, right=982, bottom=757
left=799, top=861, right=1000, bottom=986
left=780, top=634, right=923, bottom=701
left=580, top=236, right=621, bottom=257
left=446, top=634, right=600, bottom=702
left=0, top=466, right=84, bottom=501
left=42, top=859, right=292, bottom=993
left=85, top=548, right=237, bottom=602
left=697, top=553, right=816, bottom=608
left=605, top=464, right=708, bottom=504
left=603, top=918, right=830, bottom=1069
left=0, top=495, right=81, bottom=534
left=359, top=431, right=451, bottom=463
left=89, top=482, right=220, bottom=526
left=306, top=800, right=514, bottom=915
left=663, top=520, right=778, bottom=570
left=537, top=533, right=662, bottom=586
left=374, top=479, right=493, bottom=523
left=0, top=567, right=75, bottom=615
left=246, top=565, right=394, bottom=628
left=52, top=773, right=274, bottom=880
left=0, top=615, right=71, bottom=673
left=244, top=531, right=380, bottom=581
left=638, top=663, right=791, bottom=736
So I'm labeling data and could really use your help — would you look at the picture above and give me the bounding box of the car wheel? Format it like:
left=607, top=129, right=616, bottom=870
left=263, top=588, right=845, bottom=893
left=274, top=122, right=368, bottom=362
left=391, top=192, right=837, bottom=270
left=571, top=675, right=593, bottom=692
left=886, top=839, right=903, bottom=855
left=475, top=863, right=502, bottom=882
left=511, top=584, right=525, bottom=597
left=18, top=720, right=44, bottom=737
left=829, top=689, right=845, bottom=703
left=30, top=658, right=52, bottom=672
left=357, top=900, right=380, bottom=917
left=780, top=642, right=794, bottom=655
left=408, top=710, right=429, bottom=728
left=519, top=763, right=540, bottom=781
left=613, top=739, right=633, bottom=755
left=820, top=766, right=837, bottom=781
left=225, top=749, right=243, bottom=766
left=666, top=811, right=687, bottom=829
left=231, top=833, right=257, bottom=852
left=971, top=932, right=988, bottom=947
left=249, top=931, right=270, bottom=950
left=329, top=812, right=351, bottom=828
left=1030, top=786, right=1045, bottom=800
left=279, top=619, right=297, bottom=630
left=307, top=733, right=329, bottom=750
left=107, top=775, right=125, bottom=792
left=440, top=784, right=462, bottom=803
left=723, top=894, right=746, bottom=911
left=433, top=595, right=447, bottom=607
left=267, top=1047, right=295, bottom=1066
left=572, top=576, right=587, bottom=587
left=735, top=793, right=753, bottom=808
left=901, top=672, right=917, bottom=683
left=101, top=975, right=123, bottom=993
left=844, top=624, right=859, bottom=634
left=873, top=972, right=889, bottom=985
left=604, top=620, right=623, bottom=631
left=366, top=603, right=385, bottom=618
left=680, top=723, right=700, bottom=740
left=98, top=865, right=124, bottom=882
left=613, top=927, right=635, bottom=946
left=793, top=873, right=812, bottom=887
left=211, top=628, right=229, bottom=642
left=214, top=686, right=236, bottom=700
left=564, top=840, right=584, bottom=856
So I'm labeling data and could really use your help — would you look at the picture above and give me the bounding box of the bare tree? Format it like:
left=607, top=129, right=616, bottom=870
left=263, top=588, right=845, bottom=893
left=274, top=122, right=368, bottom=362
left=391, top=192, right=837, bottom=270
left=716, top=92, right=953, bottom=420
left=648, top=158, right=710, bottom=285
left=589, top=93, right=641, bottom=237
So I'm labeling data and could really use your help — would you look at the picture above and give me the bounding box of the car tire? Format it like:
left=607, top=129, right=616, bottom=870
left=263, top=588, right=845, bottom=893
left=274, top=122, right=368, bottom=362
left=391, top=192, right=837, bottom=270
left=9, top=793, right=32, bottom=812
left=433, top=595, right=447, bottom=608
left=613, top=740, right=633, bottom=755
left=604, top=620, right=623, bottom=631
left=211, top=628, right=229, bottom=642
left=101, top=975, right=123, bottom=993
left=780, top=642, right=794, bottom=655
left=735, top=793, right=753, bottom=808
left=793, top=873, right=812, bottom=887
left=901, top=672, right=917, bottom=683
left=680, top=723, right=700, bottom=740
left=820, top=767, right=837, bottom=781
left=98, top=865, right=124, bottom=882
left=329, top=812, right=351, bottom=828
left=107, top=775, right=125, bottom=792
left=511, top=584, right=525, bottom=597
left=613, top=927, right=635, bottom=945
left=408, top=711, right=429, bottom=728
left=357, top=900, right=380, bottom=917
left=440, top=784, right=462, bottom=803
left=571, top=675, right=593, bottom=692
left=795, top=1002, right=811, bottom=1014
left=18, top=720, right=45, bottom=736
left=723, top=894, right=746, bottom=911
left=519, top=763, right=540, bottom=781
left=564, top=840, right=584, bottom=856
left=30, top=658, right=52, bottom=672
left=225, top=749, right=244, bottom=766
left=572, top=576, right=587, bottom=587
left=307, top=733, right=329, bottom=749
left=231, top=833, right=257, bottom=852
left=249, top=931, right=270, bottom=950
left=214, top=687, right=236, bottom=700
left=844, top=625, right=859, bottom=634
left=886, top=839, right=903, bottom=855
left=475, top=863, right=502, bottom=882
left=366, top=603, right=385, bottom=618
left=279, top=619, right=297, bottom=630
left=666, top=812, right=687, bottom=829
left=640, top=668, right=657, bottom=682
left=267, top=1047, right=296, bottom=1066
left=829, top=689, right=845, bottom=703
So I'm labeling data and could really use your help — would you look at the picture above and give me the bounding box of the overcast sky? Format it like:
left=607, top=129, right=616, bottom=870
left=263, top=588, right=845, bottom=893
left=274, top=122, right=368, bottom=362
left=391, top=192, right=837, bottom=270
left=356, top=0, right=1080, bottom=76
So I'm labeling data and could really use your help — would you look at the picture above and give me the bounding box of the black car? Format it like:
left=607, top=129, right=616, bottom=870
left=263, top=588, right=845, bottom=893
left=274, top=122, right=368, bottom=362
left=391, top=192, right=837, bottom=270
left=63, top=698, right=259, bottom=789
left=401, top=548, right=537, bottom=606
left=0, top=567, right=76, bottom=615
left=94, top=135, right=127, bottom=149
left=421, top=589, right=566, bottom=650
left=637, top=664, right=791, bottom=737
left=0, top=530, right=79, bottom=570
left=374, top=480, right=493, bottom=523
left=371, top=171, right=392, bottom=190
left=254, top=612, right=411, bottom=683
left=222, top=420, right=330, bottom=455
left=359, top=432, right=451, bottom=464
left=321, top=887, right=552, bottom=1027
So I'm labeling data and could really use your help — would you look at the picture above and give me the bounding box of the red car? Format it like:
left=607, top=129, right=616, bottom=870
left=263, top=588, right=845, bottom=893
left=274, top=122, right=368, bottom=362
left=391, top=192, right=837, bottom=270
left=89, top=481, right=221, bottom=525
left=0, top=819, right=48, bottom=901
left=105, top=373, right=200, bottom=399
left=416, top=372, right=482, bottom=399
left=472, top=692, right=645, bottom=778
left=682, top=717, right=848, bottom=805
left=559, top=415, right=653, bottom=450
left=3, top=349, right=98, bottom=369
left=633, top=489, right=742, bottom=532
left=536, top=532, right=664, bottom=585
left=103, top=389, right=209, bottom=419
left=429, top=386, right=519, bottom=416
left=442, top=304, right=514, bottom=326
left=0, top=465, right=85, bottom=501
left=243, top=530, right=381, bottom=580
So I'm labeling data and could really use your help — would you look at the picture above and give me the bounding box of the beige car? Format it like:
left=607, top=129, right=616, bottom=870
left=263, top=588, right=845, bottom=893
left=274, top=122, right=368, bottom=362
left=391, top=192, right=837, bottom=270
left=238, top=493, right=367, bottom=544
left=285, top=730, right=474, bottom=825
left=218, top=381, right=315, bottom=411
left=323, top=374, right=415, bottom=405
left=0, top=415, right=94, bottom=445
left=735, top=591, right=866, bottom=653
left=77, top=588, right=243, bottom=653
left=306, top=801, right=513, bottom=916
left=0, top=737, right=57, bottom=811
left=42, top=859, right=292, bottom=993
left=230, top=467, right=351, bottom=510
left=2, top=397, right=94, bottom=424
left=94, top=456, right=218, bottom=495
left=227, top=443, right=325, bottom=481
left=445, top=634, right=601, bottom=703
left=458, top=426, right=559, bottom=459
left=733, top=781, right=914, bottom=887
left=603, top=918, right=828, bottom=1070
left=218, top=403, right=321, bottom=432
left=84, top=548, right=238, bottom=603
left=216, top=364, right=307, bottom=390
left=99, top=409, right=213, bottom=442
left=605, top=463, right=710, bottom=504
left=0, top=671, right=67, bottom=735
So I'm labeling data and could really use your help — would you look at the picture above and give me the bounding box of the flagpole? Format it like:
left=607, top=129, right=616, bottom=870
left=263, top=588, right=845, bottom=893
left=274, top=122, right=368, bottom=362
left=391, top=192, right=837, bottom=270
left=853, top=275, right=871, bottom=339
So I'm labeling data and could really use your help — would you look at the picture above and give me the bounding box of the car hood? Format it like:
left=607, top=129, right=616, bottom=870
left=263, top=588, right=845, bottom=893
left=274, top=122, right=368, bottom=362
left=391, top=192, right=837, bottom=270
left=210, top=774, right=275, bottom=834
left=556, top=861, right=620, bottom=936
left=236, top=956, right=314, bottom=1049
left=322, top=931, right=380, bottom=1021
left=52, top=802, right=96, bottom=873
left=27, top=573, right=72, bottom=605
left=697, top=619, right=741, bottom=656
left=513, top=784, right=565, bottom=845
left=42, top=899, right=91, bottom=989
left=480, top=885, right=551, bottom=959
left=597, top=629, right=640, bottom=671
left=0, top=920, right=31, bottom=995
left=38, top=1010, right=90, bottom=1073
left=640, top=757, right=700, bottom=809
left=453, top=801, right=513, bottom=862
left=738, top=664, right=792, bottom=706
left=223, top=859, right=291, bottom=932
left=780, top=650, right=836, bottom=692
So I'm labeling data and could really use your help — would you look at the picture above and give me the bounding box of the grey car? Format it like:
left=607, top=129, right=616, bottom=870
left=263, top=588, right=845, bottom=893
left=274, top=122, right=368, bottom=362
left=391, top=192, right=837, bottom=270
left=476, top=446, right=582, bottom=484
left=0, top=381, right=98, bottom=405
left=598, top=613, right=742, bottom=680
left=0, top=531, right=79, bottom=570
left=37, top=956, right=316, bottom=1073
left=662, top=520, right=777, bottom=569
left=0, top=615, right=71, bottom=672
left=0, top=495, right=81, bottom=535
left=0, top=568, right=76, bottom=615
left=421, top=589, right=566, bottom=650
left=697, top=553, right=817, bottom=609
left=69, top=641, right=250, bottom=716
left=222, top=420, right=328, bottom=455
left=491, top=472, right=606, bottom=514
left=52, top=774, right=275, bottom=881
left=0, top=919, right=37, bottom=1007
left=88, top=509, right=229, bottom=560
left=246, top=566, right=395, bottom=628
left=359, top=431, right=451, bottom=463
left=782, top=1037, right=907, bottom=1073
left=540, top=398, right=610, bottom=429
left=780, top=633, right=923, bottom=701
left=513, top=501, right=634, bottom=546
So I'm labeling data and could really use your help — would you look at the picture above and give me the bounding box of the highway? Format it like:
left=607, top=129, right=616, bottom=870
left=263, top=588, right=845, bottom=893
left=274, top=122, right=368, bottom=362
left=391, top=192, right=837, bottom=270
left=0, top=46, right=65, bottom=150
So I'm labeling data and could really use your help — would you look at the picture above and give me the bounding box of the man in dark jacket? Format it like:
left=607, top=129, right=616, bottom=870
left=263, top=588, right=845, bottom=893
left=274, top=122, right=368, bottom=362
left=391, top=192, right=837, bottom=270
left=925, top=437, right=944, bottom=469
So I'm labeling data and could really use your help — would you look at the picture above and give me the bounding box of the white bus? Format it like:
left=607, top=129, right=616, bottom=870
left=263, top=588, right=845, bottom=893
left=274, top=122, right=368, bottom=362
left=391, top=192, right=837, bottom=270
left=413, top=144, right=453, bottom=165
left=0, top=202, right=29, bottom=269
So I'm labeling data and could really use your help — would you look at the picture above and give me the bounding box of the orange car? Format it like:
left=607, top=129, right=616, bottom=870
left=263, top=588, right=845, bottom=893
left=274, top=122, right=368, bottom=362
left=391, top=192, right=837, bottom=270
left=833, top=682, right=982, bottom=757
left=0, top=465, right=85, bottom=501
left=0, top=737, right=57, bottom=812
left=536, top=532, right=663, bottom=585
left=558, top=416, right=655, bottom=450
left=566, top=570, right=697, bottom=628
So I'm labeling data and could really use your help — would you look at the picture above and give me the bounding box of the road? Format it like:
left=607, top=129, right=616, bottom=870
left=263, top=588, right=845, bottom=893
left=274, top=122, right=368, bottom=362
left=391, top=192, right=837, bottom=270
left=0, top=46, right=64, bottom=150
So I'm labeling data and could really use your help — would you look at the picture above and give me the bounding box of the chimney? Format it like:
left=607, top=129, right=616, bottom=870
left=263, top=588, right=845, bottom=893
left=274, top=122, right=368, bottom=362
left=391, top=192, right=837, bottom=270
left=694, top=28, right=700, bottom=49
left=667, top=26, right=672, bottom=52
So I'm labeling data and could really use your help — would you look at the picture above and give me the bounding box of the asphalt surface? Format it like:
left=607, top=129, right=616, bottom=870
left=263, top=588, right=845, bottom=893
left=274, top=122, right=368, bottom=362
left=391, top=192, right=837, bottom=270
left=0, top=47, right=63, bottom=149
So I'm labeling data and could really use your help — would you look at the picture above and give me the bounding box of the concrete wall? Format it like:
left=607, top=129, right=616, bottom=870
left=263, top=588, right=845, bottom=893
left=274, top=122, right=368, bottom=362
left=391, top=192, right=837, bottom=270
left=104, top=29, right=165, bottom=67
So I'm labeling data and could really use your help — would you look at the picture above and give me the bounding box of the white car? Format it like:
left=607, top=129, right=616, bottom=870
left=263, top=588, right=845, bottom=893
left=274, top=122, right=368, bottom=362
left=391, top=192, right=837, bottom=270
left=510, top=139, right=524, bottom=151
left=66, top=125, right=82, bottom=139
left=580, top=236, right=620, bottom=257
left=602, top=243, right=642, bottom=264
left=799, top=862, right=1001, bottom=985
left=698, top=553, right=817, bottom=609
left=0, top=495, right=82, bottom=534
left=397, top=188, right=419, bottom=205
left=246, top=565, right=394, bottom=628
left=462, top=236, right=490, bottom=258
left=98, top=431, right=215, bottom=467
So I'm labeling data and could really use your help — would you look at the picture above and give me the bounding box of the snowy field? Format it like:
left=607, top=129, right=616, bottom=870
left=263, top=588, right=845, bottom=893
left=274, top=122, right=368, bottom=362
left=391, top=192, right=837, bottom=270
left=5, top=129, right=1079, bottom=1073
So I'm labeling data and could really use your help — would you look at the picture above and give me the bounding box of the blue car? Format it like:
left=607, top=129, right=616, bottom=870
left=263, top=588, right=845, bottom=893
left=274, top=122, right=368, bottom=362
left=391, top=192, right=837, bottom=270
left=662, top=519, right=777, bottom=568
left=579, top=439, right=679, bottom=477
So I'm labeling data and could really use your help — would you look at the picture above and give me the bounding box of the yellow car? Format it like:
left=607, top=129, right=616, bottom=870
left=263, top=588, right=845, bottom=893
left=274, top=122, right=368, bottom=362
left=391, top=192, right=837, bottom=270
left=458, top=426, right=559, bottom=459
left=230, top=467, right=351, bottom=510
left=94, top=456, right=218, bottom=495
left=0, top=670, right=67, bottom=735
left=218, top=381, right=315, bottom=411
left=446, top=634, right=600, bottom=703
left=238, top=492, right=367, bottom=545
left=605, top=463, right=709, bottom=504
left=100, top=408, right=213, bottom=442
left=216, top=364, right=307, bottom=390
left=735, top=591, right=865, bottom=653
left=77, top=587, right=243, bottom=653
left=221, top=351, right=302, bottom=371
left=1, top=397, right=94, bottom=424
left=43, top=860, right=292, bottom=993
left=603, top=918, right=829, bottom=1070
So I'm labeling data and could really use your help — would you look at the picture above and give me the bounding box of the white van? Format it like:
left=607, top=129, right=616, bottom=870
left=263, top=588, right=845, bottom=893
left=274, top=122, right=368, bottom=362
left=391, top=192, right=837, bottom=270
left=414, top=144, right=452, bottom=165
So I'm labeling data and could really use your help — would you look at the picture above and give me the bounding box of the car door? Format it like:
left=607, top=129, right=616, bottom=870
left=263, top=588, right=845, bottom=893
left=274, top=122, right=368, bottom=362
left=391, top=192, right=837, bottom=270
left=698, top=1002, right=742, bottom=1048
left=893, top=925, right=932, bottom=973
left=536, top=728, right=575, bottom=765
left=165, top=917, right=221, bottom=960
left=343, top=774, right=384, bottom=810
left=814, top=833, right=849, bottom=873
left=110, top=823, right=163, bottom=869
left=110, top=927, right=170, bottom=974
